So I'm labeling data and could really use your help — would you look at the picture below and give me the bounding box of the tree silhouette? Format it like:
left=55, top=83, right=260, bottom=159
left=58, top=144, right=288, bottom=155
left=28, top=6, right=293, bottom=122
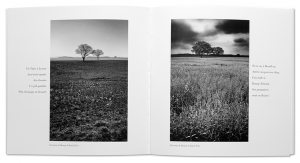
left=212, top=47, right=224, bottom=55
left=192, top=41, right=212, bottom=58
left=92, top=49, right=104, bottom=60
left=75, top=44, right=93, bottom=62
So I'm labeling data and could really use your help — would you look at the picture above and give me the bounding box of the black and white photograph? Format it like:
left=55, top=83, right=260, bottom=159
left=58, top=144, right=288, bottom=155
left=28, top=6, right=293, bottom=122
left=50, top=19, right=128, bottom=141
left=170, top=19, right=249, bottom=142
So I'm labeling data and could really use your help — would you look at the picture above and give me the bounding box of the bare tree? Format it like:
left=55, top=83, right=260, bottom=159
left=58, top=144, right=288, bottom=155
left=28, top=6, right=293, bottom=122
left=92, top=49, right=104, bottom=60
left=75, top=44, right=93, bottom=62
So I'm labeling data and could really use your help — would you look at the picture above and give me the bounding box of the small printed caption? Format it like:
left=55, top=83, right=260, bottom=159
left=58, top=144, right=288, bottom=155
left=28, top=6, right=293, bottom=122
left=251, top=64, right=279, bottom=98
left=18, top=67, right=47, bottom=94
left=49, top=144, right=79, bottom=147
left=170, top=144, right=201, bottom=148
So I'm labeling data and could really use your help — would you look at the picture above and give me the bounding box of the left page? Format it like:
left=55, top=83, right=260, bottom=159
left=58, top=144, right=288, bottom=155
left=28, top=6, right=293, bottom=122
left=7, top=6, right=150, bottom=155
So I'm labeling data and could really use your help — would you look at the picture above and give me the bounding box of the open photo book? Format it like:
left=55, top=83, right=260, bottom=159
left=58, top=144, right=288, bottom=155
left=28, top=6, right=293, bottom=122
left=6, top=6, right=295, bottom=156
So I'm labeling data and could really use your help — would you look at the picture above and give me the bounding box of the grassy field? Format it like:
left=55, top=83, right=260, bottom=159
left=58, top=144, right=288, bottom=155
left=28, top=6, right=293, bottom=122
left=170, top=57, right=249, bottom=142
left=50, top=60, right=127, bottom=141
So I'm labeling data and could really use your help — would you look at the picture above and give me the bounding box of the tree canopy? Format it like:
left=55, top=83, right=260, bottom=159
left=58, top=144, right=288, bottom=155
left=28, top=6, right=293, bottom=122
left=192, top=41, right=212, bottom=57
left=191, top=41, right=225, bottom=57
left=212, top=47, right=224, bottom=55
left=75, top=44, right=93, bottom=62
left=92, top=49, right=104, bottom=60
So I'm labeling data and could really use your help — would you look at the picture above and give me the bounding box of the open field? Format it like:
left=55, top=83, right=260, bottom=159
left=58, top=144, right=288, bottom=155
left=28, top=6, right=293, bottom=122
left=50, top=57, right=128, bottom=61
left=171, top=57, right=249, bottom=141
left=50, top=60, right=127, bottom=141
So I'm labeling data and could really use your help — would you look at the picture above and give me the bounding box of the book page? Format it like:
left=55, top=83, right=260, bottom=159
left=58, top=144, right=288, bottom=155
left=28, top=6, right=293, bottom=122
left=150, top=6, right=294, bottom=156
left=7, top=6, right=150, bottom=155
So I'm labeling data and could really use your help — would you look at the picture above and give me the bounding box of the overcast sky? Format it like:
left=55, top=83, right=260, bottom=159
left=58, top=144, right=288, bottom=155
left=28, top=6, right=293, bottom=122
left=51, top=19, right=128, bottom=58
left=171, top=19, right=249, bottom=55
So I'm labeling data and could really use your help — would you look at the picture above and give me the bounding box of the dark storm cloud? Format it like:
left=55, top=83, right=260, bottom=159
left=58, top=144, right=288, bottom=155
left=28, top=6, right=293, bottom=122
left=171, top=20, right=249, bottom=49
left=234, top=38, right=249, bottom=47
left=171, top=19, right=250, bottom=54
left=172, top=42, right=191, bottom=50
left=216, top=20, right=249, bottom=34
left=171, top=20, right=199, bottom=48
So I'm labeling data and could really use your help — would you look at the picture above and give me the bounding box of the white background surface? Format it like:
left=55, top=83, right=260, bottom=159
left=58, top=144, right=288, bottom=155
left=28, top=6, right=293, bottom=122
left=0, top=0, right=299, bottom=162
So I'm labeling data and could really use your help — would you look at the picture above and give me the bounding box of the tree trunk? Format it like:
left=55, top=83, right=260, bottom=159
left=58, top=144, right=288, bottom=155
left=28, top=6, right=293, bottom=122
left=82, top=57, right=85, bottom=62
left=97, top=56, right=99, bottom=60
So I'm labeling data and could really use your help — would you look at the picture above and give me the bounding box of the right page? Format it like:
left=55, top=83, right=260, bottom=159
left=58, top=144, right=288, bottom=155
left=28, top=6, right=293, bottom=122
left=150, top=6, right=294, bottom=156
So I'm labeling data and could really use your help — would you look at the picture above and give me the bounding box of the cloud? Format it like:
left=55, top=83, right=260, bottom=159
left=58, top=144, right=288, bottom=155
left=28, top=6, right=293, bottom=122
left=216, top=20, right=249, bottom=34
left=171, top=20, right=199, bottom=49
left=171, top=42, right=192, bottom=50
left=184, top=19, right=220, bottom=37
left=233, top=38, right=249, bottom=47
left=171, top=19, right=250, bottom=55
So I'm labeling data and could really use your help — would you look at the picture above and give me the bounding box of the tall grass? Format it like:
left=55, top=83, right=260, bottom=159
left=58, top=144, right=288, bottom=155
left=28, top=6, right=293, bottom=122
left=170, top=57, right=249, bottom=141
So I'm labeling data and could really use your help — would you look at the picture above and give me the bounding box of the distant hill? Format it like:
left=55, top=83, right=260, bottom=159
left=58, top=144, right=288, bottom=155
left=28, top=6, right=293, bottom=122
left=171, top=54, right=249, bottom=57
left=58, top=56, right=73, bottom=58
left=87, top=56, right=110, bottom=58
left=51, top=56, right=128, bottom=61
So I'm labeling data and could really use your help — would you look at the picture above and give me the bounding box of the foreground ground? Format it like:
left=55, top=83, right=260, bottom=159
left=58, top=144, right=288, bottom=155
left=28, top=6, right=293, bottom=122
left=50, top=60, right=127, bottom=141
left=171, top=57, right=249, bottom=141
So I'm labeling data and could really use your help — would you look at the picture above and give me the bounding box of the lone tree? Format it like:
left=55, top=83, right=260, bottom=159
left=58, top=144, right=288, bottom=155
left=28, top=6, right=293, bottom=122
left=75, top=44, right=93, bottom=62
left=192, top=41, right=212, bottom=58
left=92, top=49, right=104, bottom=60
left=212, top=47, right=224, bottom=55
